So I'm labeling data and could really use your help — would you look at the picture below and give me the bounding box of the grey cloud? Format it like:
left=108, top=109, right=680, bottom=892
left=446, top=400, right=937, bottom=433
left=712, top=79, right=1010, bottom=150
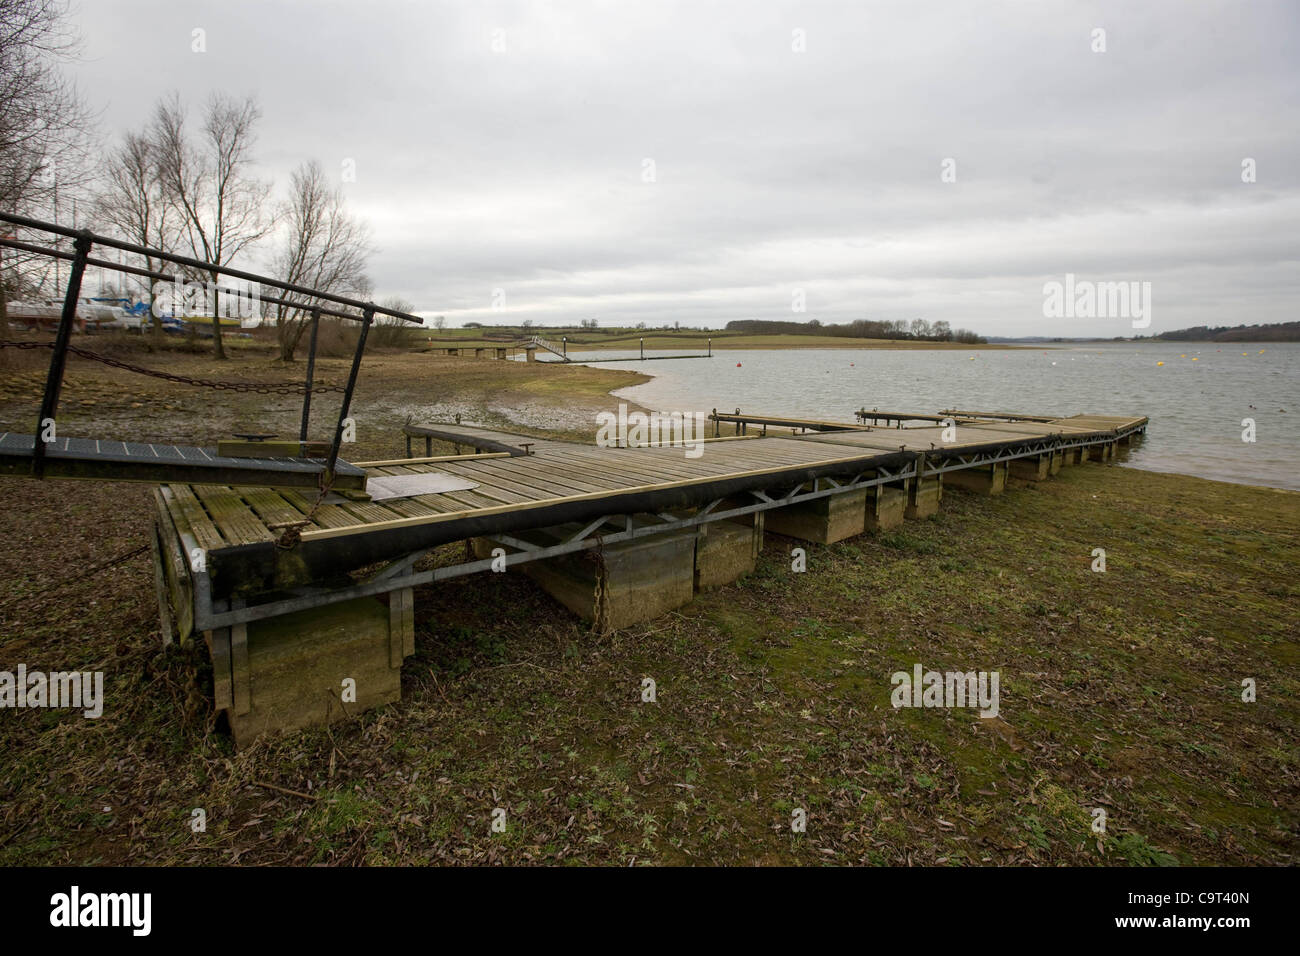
left=68, top=0, right=1299, bottom=335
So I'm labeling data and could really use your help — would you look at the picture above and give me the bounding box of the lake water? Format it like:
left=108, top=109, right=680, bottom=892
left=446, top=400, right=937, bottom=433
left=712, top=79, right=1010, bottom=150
left=555, top=342, right=1299, bottom=491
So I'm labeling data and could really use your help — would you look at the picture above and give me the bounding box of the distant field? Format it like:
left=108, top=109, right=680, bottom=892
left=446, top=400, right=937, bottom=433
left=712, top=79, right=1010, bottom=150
left=415, top=328, right=1014, bottom=351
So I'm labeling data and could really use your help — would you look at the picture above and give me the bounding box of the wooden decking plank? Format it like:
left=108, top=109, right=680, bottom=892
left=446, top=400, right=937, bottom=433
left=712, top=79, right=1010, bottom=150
left=538, top=446, right=724, bottom=481
left=191, top=485, right=277, bottom=546
left=369, top=466, right=536, bottom=510
left=162, top=484, right=228, bottom=552
left=278, top=490, right=365, bottom=530
left=333, top=498, right=412, bottom=525
left=690, top=439, right=841, bottom=466
left=458, top=457, right=613, bottom=496
left=433, top=461, right=555, bottom=503
left=416, top=486, right=523, bottom=512
left=460, top=456, right=634, bottom=496
left=240, top=486, right=314, bottom=530
left=557, top=444, right=818, bottom=483
left=377, top=496, right=445, bottom=519
left=494, top=456, right=642, bottom=492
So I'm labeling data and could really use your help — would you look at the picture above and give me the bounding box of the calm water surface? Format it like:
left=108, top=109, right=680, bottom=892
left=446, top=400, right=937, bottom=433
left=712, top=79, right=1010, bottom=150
left=554, top=342, right=1299, bottom=491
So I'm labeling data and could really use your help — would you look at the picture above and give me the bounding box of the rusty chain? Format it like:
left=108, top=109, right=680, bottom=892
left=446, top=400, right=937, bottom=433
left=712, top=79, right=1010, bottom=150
left=588, top=531, right=610, bottom=633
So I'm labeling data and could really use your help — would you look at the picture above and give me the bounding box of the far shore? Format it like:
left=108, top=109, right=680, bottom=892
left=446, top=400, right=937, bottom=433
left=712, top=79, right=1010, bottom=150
left=419, top=330, right=1028, bottom=352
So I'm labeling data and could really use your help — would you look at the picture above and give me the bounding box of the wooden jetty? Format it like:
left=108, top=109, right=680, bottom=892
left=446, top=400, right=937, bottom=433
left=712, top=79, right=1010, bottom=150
left=527, top=335, right=713, bottom=364
left=152, top=407, right=1147, bottom=746
left=431, top=337, right=713, bottom=363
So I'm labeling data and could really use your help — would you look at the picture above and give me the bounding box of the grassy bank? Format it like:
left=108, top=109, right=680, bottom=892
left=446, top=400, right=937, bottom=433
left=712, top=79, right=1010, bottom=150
left=0, top=345, right=1295, bottom=866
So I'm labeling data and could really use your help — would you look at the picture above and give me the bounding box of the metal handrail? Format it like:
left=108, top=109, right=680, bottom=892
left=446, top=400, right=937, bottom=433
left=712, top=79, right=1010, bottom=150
left=0, top=211, right=406, bottom=481
left=0, top=210, right=421, bottom=323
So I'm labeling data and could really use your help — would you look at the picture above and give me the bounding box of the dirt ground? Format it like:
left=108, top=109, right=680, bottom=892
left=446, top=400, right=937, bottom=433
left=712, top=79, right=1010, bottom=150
left=0, top=337, right=1296, bottom=865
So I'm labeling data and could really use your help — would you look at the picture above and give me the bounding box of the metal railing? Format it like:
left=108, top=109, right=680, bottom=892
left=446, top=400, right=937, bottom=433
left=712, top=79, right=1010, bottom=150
left=0, top=211, right=422, bottom=481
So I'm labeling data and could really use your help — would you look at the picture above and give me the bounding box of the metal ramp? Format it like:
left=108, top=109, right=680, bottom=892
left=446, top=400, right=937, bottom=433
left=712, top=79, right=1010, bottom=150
left=0, top=211, right=425, bottom=492
left=0, top=433, right=368, bottom=489
left=528, top=335, right=571, bottom=361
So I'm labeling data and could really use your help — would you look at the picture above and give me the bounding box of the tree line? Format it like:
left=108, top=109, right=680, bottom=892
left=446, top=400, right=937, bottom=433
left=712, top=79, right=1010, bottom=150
left=1150, top=322, right=1300, bottom=343
left=1, top=0, right=381, bottom=361
left=724, top=318, right=987, bottom=343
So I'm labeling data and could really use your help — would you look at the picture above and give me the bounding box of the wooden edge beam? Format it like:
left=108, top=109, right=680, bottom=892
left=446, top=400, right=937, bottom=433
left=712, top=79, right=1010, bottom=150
left=355, top=451, right=513, bottom=468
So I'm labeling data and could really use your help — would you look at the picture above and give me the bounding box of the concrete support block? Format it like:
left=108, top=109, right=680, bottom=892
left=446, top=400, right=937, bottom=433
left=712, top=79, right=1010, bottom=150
left=695, top=514, right=763, bottom=590
left=905, top=475, right=943, bottom=519
left=944, top=462, right=1008, bottom=496
left=1059, top=447, right=1079, bottom=467
left=765, top=485, right=867, bottom=544
left=1048, top=451, right=1063, bottom=475
left=1010, top=454, right=1051, bottom=481
left=210, top=591, right=413, bottom=749
left=864, top=479, right=910, bottom=531
left=474, top=519, right=696, bottom=631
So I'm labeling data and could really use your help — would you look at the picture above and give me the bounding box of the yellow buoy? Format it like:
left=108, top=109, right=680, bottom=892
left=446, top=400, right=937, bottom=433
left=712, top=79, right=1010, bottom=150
left=1156, top=361, right=1164, bottom=366
left=1192, top=357, right=1199, bottom=361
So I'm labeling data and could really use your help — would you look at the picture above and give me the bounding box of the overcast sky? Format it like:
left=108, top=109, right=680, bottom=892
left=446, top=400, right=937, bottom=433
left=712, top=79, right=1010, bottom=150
left=66, top=1, right=1298, bottom=335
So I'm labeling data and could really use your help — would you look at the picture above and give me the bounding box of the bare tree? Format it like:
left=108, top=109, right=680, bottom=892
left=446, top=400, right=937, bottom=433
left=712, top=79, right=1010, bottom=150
left=0, top=0, right=95, bottom=339
left=94, top=130, right=176, bottom=346
left=151, top=92, right=273, bottom=359
left=269, top=159, right=372, bottom=361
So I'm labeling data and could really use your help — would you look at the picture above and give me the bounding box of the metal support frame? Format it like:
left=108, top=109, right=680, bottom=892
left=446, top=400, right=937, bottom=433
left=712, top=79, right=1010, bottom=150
left=32, top=231, right=92, bottom=477
left=325, top=306, right=373, bottom=480
left=190, top=460, right=917, bottom=632
left=299, top=307, right=321, bottom=442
